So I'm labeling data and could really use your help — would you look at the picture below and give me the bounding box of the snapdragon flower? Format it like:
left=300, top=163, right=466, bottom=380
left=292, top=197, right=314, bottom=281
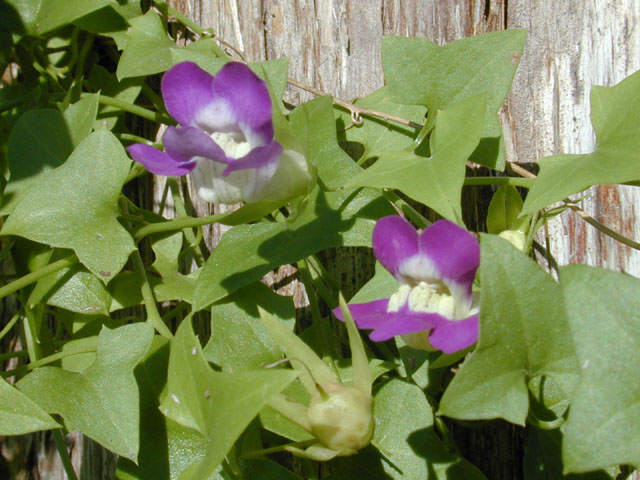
left=127, top=61, right=312, bottom=204
left=334, top=216, right=480, bottom=353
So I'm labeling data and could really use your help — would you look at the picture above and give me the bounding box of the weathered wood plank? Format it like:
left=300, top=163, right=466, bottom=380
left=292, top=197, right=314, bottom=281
left=505, top=0, right=640, bottom=273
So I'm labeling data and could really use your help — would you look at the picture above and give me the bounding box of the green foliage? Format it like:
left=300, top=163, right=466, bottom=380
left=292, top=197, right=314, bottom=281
left=346, top=94, right=486, bottom=223
left=6, top=0, right=114, bottom=35
left=523, top=69, right=640, bottom=214
left=17, top=323, right=154, bottom=461
left=560, top=265, right=640, bottom=473
left=0, top=377, right=60, bottom=435
left=3, top=109, right=73, bottom=214
left=1, top=129, right=136, bottom=282
left=203, top=282, right=296, bottom=371
left=382, top=30, right=526, bottom=169
left=336, top=86, right=426, bottom=162
left=159, top=319, right=297, bottom=478
left=192, top=185, right=393, bottom=311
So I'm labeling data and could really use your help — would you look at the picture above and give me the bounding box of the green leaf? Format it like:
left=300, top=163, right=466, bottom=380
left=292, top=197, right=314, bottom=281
left=116, top=336, right=171, bottom=480
left=29, top=263, right=112, bottom=316
left=192, top=186, right=393, bottom=311
left=3, top=109, right=73, bottom=214
left=0, top=377, right=60, bottom=435
left=62, top=93, right=99, bottom=146
left=329, top=379, right=485, bottom=480
left=159, top=319, right=297, bottom=479
left=17, top=323, right=154, bottom=461
left=258, top=307, right=336, bottom=395
left=2, top=129, right=136, bottom=283
left=6, top=0, right=114, bottom=35
left=382, top=30, right=526, bottom=169
left=439, top=234, right=580, bottom=425
left=116, top=10, right=176, bottom=79
left=87, top=66, right=142, bottom=130
left=203, top=282, right=296, bottom=371
left=350, top=261, right=397, bottom=303
left=288, top=95, right=363, bottom=189
left=523, top=69, right=640, bottom=214
left=336, top=86, right=425, bottom=160
left=346, top=94, right=486, bottom=223
left=524, top=428, right=616, bottom=480
left=560, top=265, right=640, bottom=473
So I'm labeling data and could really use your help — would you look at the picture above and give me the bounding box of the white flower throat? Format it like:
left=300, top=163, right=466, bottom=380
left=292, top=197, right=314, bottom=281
left=211, top=132, right=251, bottom=159
left=387, top=281, right=471, bottom=320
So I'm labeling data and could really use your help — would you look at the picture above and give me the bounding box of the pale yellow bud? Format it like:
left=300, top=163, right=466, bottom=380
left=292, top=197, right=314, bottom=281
left=307, top=383, right=374, bottom=454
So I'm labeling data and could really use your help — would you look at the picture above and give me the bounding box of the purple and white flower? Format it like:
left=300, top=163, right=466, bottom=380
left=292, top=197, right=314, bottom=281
left=333, top=216, right=480, bottom=354
left=127, top=61, right=312, bottom=204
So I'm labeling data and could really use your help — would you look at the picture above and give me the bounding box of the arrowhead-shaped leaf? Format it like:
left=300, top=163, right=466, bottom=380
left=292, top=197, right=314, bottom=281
left=16, top=323, right=154, bottom=461
left=0, top=377, right=60, bottom=435
left=523, top=70, right=640, bottom=214
left=439, top=234, right=580, bottom=425
left=2, top=129, right=136, bottom=283
left=192, top=185, right=393, bottom=311
left=382, top=30, right=526, bottom=169
left=159, top=319, right=297, bottom=479
left=345, top=94, right=486, bottom=223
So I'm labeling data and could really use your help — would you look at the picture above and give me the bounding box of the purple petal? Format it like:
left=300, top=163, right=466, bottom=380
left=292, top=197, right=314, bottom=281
left=163, top=126, right=228, bottom=164
left=369, top=311, right=441, bottom=341
left=332, top=299, right=390, bottom=329
left=161, top=62, right=215, bottom=127
left=222, top=140, right=283, bottom=176
left=372, top=216, right=420, bottom=279
left=126, top=143, right=195, bottom=176
left=428, top=314, right=478, bottom=354
left=210, top=62, right=273, bottom=146
left=418, top=220, right=480, bottom=293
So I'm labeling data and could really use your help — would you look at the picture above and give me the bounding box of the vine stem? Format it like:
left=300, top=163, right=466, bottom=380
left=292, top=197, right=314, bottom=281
left=507, top=162, right=640, bottom=251
left=132, top=250, right=173, bottom=339
left=0, top=254, right=78, bottom=301
left=287, top=77, right=423, bottom=129
left=52, top=430, right=79, bottom=480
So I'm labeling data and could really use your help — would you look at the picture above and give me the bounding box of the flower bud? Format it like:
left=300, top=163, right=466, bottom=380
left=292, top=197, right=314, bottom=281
left=307, top=383, right=374, bottom=454
left=498, top=229, right=527, bottom=251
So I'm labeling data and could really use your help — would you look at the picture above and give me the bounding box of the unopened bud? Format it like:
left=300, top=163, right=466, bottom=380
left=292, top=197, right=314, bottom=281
left=307, top=383, right=374, bottom=454
left=498, top=230, right=526, bottom=251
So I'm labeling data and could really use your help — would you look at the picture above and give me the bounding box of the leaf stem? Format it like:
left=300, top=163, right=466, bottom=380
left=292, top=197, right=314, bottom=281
left=381, top=190, right=430, bottom=229
left=0, top=313, right=21, bottom=343
left=1, top=348, right=97, bottom=378
left=96, top=94, right=174, bottom=125
left=52, top=429, right=79, bottom=480
left=463, top=176, right=535, bottom=188
left=132, top=250, right=173, bottom=338
left=168, top=178, right=205, bottom=267
left=0, top=254, right=78, bottom=301
left=134, top=213, right=227, bottom=241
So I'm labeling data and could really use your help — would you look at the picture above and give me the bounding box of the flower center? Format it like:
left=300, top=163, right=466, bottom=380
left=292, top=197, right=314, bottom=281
left=387, top=281, right=470, bottom=320
left=210, top=132, right=251, bottom=159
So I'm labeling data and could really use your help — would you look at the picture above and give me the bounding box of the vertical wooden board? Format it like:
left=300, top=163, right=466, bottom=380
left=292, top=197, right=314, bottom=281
left=504, top=1, right=640, bottom=273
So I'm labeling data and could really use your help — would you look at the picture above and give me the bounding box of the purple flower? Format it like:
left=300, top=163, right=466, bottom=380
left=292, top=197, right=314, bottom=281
left=333, top=216, right=480, bottom=354
left=127, top=62, right=312, bottom=204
